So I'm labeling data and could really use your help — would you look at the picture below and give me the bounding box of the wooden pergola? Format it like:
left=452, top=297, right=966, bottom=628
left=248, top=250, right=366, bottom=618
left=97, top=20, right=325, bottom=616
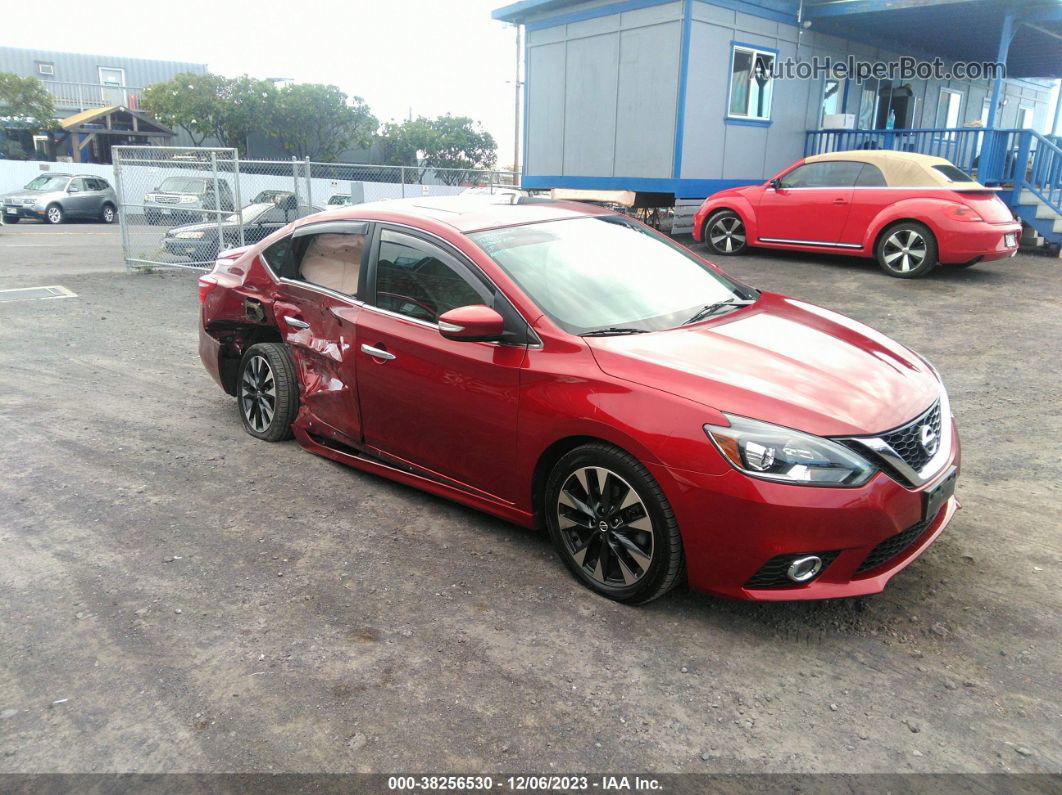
left=59, top=105, right=174, bottom=163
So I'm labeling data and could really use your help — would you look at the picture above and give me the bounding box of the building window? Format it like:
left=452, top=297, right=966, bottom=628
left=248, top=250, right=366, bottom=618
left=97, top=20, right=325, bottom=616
left=36, top=62, right=55, bottom=76
left=821, top=79, right=841, bottom=127
left=728, top=45, right=774, bottom=121
left=936, top=88, right=963, bottom=129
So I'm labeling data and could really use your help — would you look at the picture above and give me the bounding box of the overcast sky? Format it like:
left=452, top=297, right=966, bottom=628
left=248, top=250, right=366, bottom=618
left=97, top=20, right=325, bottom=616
left=5, top=0, right=523, bottom=164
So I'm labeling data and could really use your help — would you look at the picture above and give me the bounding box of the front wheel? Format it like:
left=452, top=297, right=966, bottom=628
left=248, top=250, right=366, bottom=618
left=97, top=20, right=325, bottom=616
left=876, top=222, right=938, bottom=278
left=545, top=443, right=684, bottom=604
left=702, top=210, right=747, bottom=256
left=46, top=204, right=64, bottom=225
left=237, top=343, right=299, bottom=442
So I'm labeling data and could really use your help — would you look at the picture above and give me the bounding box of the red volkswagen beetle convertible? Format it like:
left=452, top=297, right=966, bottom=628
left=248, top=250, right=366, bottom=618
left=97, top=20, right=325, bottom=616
left=693, top=151, right=1020, bottom=278
left=199, top=197, right=959, bottom=604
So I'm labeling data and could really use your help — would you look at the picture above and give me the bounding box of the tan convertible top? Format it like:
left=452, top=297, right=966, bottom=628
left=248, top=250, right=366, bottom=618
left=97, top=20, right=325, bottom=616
left=804, top=150, right=990, bottom=190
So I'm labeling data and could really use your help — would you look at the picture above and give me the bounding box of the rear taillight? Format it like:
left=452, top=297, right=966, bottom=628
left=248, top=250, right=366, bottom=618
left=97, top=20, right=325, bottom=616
left=945, top=204, right=984, bottom=222
left=197, top=275, right=218, bottom=304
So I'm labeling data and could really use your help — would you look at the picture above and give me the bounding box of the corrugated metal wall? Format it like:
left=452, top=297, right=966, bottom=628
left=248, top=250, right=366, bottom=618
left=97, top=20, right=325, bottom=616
left=0, top=46, right=207, bottom=88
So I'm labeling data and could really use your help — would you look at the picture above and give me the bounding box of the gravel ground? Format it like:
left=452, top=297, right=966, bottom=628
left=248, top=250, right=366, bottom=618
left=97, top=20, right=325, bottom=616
left=0, top=222, right=1059, bottom=774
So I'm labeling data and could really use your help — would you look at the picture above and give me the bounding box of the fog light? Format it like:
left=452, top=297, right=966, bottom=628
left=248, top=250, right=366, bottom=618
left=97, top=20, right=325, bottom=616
left=786, top=555, right=822, bottom=583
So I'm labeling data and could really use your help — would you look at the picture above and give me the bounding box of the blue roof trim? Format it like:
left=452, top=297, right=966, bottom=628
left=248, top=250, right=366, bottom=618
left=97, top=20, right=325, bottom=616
left=695, top=0, right=796, bottom=25
left=522, top=0, right=677, bottom=32
left=521, top=174, right=761, bottom=198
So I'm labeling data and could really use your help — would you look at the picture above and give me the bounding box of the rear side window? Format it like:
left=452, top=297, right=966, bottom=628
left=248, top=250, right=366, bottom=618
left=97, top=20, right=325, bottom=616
left=262, top=236, right=294, bottom=276
left=933, top=164, right=974, bottom=182
left=297, top=231, right=367, bottom=296
left=855, top=164, right=887, bottom=187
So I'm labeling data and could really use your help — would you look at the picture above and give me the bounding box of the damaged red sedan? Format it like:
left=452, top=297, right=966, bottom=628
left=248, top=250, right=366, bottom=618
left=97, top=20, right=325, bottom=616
left=198, top=198, right=959, bottom=604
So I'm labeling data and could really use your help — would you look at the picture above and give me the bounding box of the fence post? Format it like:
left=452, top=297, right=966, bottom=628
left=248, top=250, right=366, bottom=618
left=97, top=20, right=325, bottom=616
left=113, top=147, right=133, bottom=272
left=401, top=166, right=407, bottom=198
left=210, top=151, right=224, bottom=262
left=292, top=156, right=300, bottom=207
left=304, top=156, right=313, bottom=214
left=233, top=150, right=244, bottom=247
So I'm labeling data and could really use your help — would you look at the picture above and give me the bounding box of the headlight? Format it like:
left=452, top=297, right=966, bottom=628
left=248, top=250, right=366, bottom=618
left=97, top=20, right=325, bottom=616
left=144, top=194, right=156, bottom=202
left=174, top=230, right=205, bottom=239
left=704, top=415, right=876, bottom=486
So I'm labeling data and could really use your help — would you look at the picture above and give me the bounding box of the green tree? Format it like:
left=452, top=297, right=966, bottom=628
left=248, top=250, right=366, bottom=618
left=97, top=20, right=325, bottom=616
left=0, top=72, right=56, bottom=158
left=379, top=114, right=497, bottom=185
left=140, top=72, right=226, bottom=147
left=215, top=76, right=277, bottom=155
left=270, top=83, right=377, bottom=161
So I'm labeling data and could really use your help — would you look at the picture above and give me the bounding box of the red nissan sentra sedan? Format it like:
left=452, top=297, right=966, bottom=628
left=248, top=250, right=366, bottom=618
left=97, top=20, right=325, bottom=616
left=693, top=151, right=1020, bottom=278
left=199, top=197, right=959, bottom=604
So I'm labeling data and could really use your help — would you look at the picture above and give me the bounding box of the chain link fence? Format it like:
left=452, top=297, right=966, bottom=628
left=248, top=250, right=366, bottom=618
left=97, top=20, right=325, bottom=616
left=113, top=145, right=518, bottom=271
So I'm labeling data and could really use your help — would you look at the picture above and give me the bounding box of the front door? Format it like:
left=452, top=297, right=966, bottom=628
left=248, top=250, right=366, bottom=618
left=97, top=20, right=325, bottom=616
left=356, top=227, right=524, bottom=502
left=756, top=160, right=862, bottom=245
left=271, top=223, right=370, bottom=447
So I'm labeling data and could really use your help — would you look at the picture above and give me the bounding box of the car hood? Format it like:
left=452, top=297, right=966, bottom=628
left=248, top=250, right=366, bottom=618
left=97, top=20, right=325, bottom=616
left=2, top=189, right=58, bottom=202
left=586, top=292, right=941, bottom=437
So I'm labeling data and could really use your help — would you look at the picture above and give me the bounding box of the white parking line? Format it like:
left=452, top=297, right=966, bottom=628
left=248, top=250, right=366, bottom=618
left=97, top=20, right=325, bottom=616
left=0, top=285, right=78, bottom=302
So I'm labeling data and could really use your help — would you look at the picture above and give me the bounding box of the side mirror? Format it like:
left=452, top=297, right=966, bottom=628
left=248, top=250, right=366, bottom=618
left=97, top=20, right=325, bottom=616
left=768, top=178, right=781, bottom=190
left=438, top=305, right=504, bottom=342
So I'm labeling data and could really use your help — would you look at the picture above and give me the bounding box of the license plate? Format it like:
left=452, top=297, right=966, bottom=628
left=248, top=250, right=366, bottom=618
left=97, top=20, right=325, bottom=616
left=4, top=207, right=15, bottom=214
left=1005, top=233, right=1016, bottom=247
left=923, top=467, right=957, bottom=522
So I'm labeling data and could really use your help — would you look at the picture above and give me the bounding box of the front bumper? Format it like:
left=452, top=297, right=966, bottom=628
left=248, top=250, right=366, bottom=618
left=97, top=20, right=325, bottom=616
left=3, top=204, right=45, bottom=219
left=653, top=425, right=961, bottom=600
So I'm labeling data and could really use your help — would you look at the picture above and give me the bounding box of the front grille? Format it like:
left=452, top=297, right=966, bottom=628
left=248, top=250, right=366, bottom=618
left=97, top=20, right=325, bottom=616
left=856, top=519, right=930, bottom=574
left=880, top=401, right=941, bottom=473
left=154, top=195, right=180, bottom=204
left=745, top=551, right=840, bottom=589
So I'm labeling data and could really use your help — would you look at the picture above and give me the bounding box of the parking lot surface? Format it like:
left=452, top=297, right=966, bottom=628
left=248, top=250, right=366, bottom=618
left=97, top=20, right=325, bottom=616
left=0, top=223, right=1059, bottom=773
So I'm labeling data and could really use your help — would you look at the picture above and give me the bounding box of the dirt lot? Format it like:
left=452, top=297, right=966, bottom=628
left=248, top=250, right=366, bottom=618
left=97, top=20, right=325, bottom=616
left=0, top=222, right=1059, bottom=775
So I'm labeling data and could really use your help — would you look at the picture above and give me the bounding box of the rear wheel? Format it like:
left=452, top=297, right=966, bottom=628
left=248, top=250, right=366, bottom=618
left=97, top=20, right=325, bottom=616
left=545, top=443, right=684, bottom=605
left=100, top=203, right=116, bottom=224
left=46, top=204, right=64, bottom=225
left=703, top=210, right=747, bottom=256
left=876, top=222, right=938, bottom=278
left=237, top=343, right=299, bottom=442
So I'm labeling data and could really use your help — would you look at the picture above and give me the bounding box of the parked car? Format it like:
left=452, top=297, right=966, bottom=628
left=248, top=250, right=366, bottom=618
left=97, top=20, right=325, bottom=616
left=143, top=176, right=235, bottom=225
left=164, top=196, right=321, bottom=262
left=251, top=189, right=295, bottom=205
left=327, top=194, right=354, bottom=206
left=693, top=151, right=1021, bottom=278
left=2, top=173, right=117, bottom=224
left=198, top=197, right=959, bottom=605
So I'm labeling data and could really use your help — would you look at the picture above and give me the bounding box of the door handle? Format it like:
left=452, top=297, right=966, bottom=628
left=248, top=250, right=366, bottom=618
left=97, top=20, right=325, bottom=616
left=283, top=315, right=310, bottom=329
left=832, top=198, right=848, bottom=205
left=361, top=344, right=395, bottom=361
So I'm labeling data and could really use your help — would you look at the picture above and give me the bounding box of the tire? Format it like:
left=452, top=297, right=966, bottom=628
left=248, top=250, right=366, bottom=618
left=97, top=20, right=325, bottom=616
left=875, top=222, right=938, bottom=278
left=45, top=204, right=64, bottom=225
left=237, top=343, right=299, bottom=442
left=100, top=203, right=116, bottom=224
left=544, top=443, right=684, bottom=605
left=702, top=210, right=748, bottom=256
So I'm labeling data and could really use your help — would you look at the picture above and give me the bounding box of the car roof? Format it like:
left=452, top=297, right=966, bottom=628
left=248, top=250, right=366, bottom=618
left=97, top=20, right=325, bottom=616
left=804, top=150, right=986, bottom=189
left=293, top=195, right=612, bottom=234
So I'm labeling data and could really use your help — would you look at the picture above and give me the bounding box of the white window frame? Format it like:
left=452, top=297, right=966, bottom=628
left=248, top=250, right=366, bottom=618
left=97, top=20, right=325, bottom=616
left=36, top=62, right=54, bottom=76
left=1018, top=105, right=1034, bottom=129
left=937, top=88, right=963, bottom=129
left=97, top=66, right=126, bottom=87
left=727, top=45, right=775, bottom=122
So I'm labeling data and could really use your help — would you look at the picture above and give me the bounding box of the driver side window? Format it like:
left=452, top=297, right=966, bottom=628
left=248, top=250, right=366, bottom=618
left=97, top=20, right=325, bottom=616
left=374, top=230, right=487, bottom=323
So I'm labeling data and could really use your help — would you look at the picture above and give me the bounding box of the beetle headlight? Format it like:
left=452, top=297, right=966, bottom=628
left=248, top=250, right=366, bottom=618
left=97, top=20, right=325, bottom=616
left=704, top=415, right=876, bottom=486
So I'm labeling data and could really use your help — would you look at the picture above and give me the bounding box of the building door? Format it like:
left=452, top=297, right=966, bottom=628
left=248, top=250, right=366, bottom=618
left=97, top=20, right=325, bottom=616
left=98, top=67, right=127, bottom=106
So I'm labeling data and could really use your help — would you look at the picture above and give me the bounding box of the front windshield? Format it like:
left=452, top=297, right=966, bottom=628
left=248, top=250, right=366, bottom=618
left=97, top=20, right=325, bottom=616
left=470, top=217, right=753, bottom=334
left=25, top=175, right=69, bottom=191
left=159, top=177, right=206, bottom=193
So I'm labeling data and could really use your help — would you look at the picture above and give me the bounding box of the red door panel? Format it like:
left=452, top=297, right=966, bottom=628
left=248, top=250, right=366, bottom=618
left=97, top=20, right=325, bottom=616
left=756, top=187, right=853, bottom=244
left=275, top=284, right=363, bottom=446
left=839, top=188, right=893, bottom=246
left=355, top=307, right=524, bottom=502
